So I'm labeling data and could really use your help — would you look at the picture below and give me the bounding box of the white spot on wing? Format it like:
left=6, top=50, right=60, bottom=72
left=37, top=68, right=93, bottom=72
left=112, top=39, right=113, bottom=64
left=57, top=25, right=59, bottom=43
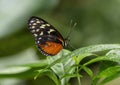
left=32, top=26, right=35, bottom=29
left=36, top=19, right=39, bottom=21
left=30, top=20, right=34, bottom=23
left=40, top=24, right=46, bottom=29
left=29, top=23, right=31, bottom=25
left=48, top=29, right=55, bottom=34
left=36, top=20, right=40, bottom=23
left=40, top=26, right=44, bottom=28
left=39, top=32, right=43, bottom=35
left=33, top=23, right=37, bottom=25
left=37, top=41, right=40, bottom=44
left=34, top=34, right=38, bottom=37
left=31, top=30, right=35, bottom=33
left=46, top=24, right=50, bottom=26
left=36, top=29, right=40, bottom=32
left=38, top=37, right=42, bottom=40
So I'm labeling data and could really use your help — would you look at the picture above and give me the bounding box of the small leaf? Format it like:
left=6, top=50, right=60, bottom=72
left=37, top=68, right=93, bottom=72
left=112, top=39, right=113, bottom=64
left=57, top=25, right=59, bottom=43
left=46, top=71, right=61, bottom=85
left=22, top=59, right=48, bottom=68
left=34, top=69, right=50, bottom=80
left=105, top=49, right=120, bottom=63
left=93, top=66, right=120, bottom=85
left=36, top=69, right=61, bottom=85
left=99, top=61, right=117, bottom=72
left=0, top=66, right=35, bottom=78
left=82, top=66, right=93, bottom=78
left=73, top=56, right=78, bottom=65
left=99, top=72, right=120, bottom=85
left=0, top=66, right=30, bottom=74
left=77, top=53, right=96, bottom=64
left=83, top=56, right=106, bottom=66
left=61, top=73, right=82, bottom=79
left=51, top=63, right=64, bottom=78
left=96, top=66, right=120, bottom=78
left=46, top=49, right=71, bottom=68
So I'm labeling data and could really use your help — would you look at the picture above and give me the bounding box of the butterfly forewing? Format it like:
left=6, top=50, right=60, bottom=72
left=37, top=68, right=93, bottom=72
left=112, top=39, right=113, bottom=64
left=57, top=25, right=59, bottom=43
left=28, top=16, right=65, bottom=56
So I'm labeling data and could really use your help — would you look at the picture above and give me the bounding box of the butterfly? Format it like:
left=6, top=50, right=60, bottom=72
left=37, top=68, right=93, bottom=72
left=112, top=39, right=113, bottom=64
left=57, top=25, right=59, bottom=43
left=28, top=16, right=66, bottom=56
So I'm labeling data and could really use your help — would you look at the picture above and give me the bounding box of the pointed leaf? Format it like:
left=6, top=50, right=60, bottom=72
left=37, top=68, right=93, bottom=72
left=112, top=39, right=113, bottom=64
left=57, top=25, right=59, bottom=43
left=105, top=49, right=120, bottom=63
left=82, top=66, right=94, bottom=78
left=96, top=66, right=120, bottom=78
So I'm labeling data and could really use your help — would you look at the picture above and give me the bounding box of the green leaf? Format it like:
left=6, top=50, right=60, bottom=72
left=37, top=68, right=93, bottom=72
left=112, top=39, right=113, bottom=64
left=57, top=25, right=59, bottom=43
left=36, top=69, right=61, bottom=85
left=46, top=49, right=71, bottom=68
left=93, top=66, right=120, bottom=85
left=46, top=49, right=71, bottom=85
left=47, top=44, right=120, bottom=69
left=61, top=73, right=82, bottom=79
left=99, top=72, right=120, bottom=85
left=82, top=66, right=93, bottom=78
left=73, top=53, right=95, bottom=65
left=46, top=71, right=61, bottom=85
left=73, top=44, right=120, bottom=56
left=99, top=61, right=117, bottom=72
left=0, top=67, right=36, bottom=78
left=51, top=63, right=64, bottom=78
left=21, top=59, right=48, bottom=68
left=62, top=44, right=120, bottom=63
left=83, top=56, right=106, bottom=66
left=85, top=49, right=120, bottom=66
left=96, top=66, right=120, bottom=78
left=0, top=66, right=30, bottom=74
left=34, top=69, right=50, bottom=79
left=53, top=44, right=120, bottom=85
left=105, top=49, right=120, bottom=63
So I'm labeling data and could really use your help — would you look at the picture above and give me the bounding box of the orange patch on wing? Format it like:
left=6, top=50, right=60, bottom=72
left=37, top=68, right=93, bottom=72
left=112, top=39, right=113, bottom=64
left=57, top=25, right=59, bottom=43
left=39, top=42, right=63, bottom=55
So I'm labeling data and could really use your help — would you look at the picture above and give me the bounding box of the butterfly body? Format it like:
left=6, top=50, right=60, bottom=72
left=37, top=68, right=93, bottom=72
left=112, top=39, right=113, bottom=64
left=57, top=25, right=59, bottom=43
left=28, top=16, right=65, bottom=56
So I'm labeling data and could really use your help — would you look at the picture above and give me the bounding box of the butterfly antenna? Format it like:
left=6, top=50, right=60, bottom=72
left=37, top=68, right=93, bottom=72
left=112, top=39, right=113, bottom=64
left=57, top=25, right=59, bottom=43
left=66, top=21, right=77, bottom=39
left=65, top=19, right=77, bottom=50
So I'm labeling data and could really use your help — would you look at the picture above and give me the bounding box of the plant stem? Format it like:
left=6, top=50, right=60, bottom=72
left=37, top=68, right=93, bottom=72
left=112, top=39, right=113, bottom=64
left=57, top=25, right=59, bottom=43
left=77, top=67, right=81, bottom=85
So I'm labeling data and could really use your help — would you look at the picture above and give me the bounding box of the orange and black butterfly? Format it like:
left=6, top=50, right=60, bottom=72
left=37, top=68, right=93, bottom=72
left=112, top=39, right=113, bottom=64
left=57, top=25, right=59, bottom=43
left=28, top=16, right=65, bottom=56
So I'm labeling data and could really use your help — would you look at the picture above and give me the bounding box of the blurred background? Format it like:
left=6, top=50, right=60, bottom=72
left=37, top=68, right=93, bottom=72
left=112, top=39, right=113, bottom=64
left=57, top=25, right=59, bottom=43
left=0, top=0, right=120, bottom=85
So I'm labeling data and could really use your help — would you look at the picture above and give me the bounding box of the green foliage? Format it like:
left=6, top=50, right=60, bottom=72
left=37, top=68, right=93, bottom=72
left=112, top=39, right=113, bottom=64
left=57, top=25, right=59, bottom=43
left=0, top=44, right=120, bottom=85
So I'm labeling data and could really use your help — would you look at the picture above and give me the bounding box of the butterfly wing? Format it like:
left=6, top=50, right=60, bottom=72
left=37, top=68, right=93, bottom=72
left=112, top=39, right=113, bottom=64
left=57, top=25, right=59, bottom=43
left=28, top=16, right=64, bottom=56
